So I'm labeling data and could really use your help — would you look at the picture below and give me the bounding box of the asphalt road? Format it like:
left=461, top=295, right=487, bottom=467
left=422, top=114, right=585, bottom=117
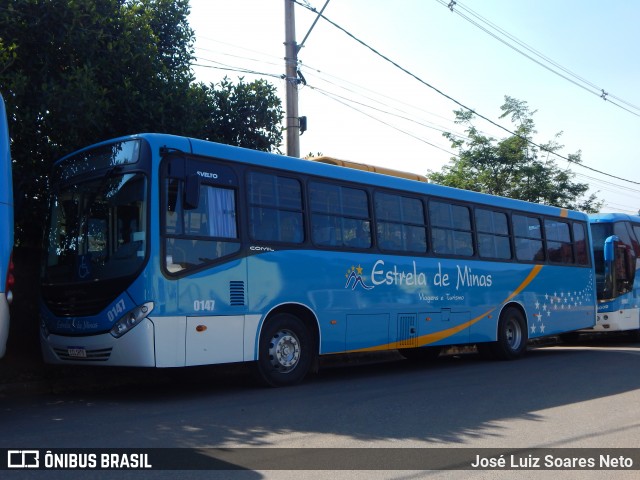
left=1, top=340, right=639, bottom=480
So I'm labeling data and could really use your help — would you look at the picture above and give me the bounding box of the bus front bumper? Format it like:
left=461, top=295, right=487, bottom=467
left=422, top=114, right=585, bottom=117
left=583, top=308, right=640, bottom=333
left=40, top=318, right=156, bottom=366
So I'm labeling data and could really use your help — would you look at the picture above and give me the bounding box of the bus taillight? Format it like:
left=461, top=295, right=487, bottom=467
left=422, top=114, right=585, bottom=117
left=5, top=252, right=14, bottom=304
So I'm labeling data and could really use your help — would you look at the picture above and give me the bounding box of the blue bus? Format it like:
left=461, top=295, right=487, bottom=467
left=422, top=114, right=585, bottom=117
left=40, top=134, right=596, bottom=385
left=0, top=94, right=15, bottom=358
left=587, top=213, right=640, bottom=337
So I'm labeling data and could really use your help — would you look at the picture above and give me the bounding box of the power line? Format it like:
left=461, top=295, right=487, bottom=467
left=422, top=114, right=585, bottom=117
left=310, top=86, right=456, bottom=156
left=307, top=84, right=451, bottom=135
left=299, top=65, right=470, bottom=141
left=192, top=48, right=640, bottom=211
left=194, top=46, right=283, bottom=70
left=601, top=201, right=639, bottom=214
left=292, top=0, right=640, bottom=186
left=192, top=63, right=282, bottom=79
left=192, top=61, right=284, bottom=80
left=194, top=36, right=283, bottom=63
left=440, top=0, right=640, bottom=117
left=194, top=50, right=470, bottom=160
left=191, top=36, right=640, bottom=210
left=299, top=63, right=462, bottom=131
left=188, top=13, right=640, bottom=208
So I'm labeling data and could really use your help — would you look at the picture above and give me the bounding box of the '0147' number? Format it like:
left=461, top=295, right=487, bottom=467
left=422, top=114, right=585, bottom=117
left=107, top=299, right=127, bottom=322
left=193, top=300, right=215, bottom=312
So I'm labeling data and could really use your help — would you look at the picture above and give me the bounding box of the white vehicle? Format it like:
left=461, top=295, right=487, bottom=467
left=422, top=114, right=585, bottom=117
left=587, top=213, right=640, bottom=337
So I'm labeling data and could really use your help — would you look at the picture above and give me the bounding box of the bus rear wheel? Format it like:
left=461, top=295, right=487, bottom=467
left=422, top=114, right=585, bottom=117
left=256, top=313, right=314, bottom=387
left=485, top=307, right=528, bottom=360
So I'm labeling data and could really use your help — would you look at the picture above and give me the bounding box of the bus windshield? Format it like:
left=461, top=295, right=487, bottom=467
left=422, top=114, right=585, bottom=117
left=43, top=172, right=147, bottom=284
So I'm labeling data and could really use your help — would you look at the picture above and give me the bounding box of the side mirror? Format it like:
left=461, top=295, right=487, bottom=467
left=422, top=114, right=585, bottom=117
left=184, top=174, right=200, bottom=210
left=603, top=235, right=617, bottom=262
left=602, top=235, right=619, bottom=300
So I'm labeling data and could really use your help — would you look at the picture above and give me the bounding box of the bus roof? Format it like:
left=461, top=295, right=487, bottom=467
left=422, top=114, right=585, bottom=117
left=589, top=212, right=640, bottom=224
left=311, top=156, right=429, bottom=183
left=55, top=133, right=588, bottom=222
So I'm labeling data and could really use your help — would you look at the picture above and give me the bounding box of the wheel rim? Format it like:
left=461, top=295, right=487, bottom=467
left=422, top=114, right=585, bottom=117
left=268, top=329, right=301, bottom=373
left=505, top=317, right=523, bottom=350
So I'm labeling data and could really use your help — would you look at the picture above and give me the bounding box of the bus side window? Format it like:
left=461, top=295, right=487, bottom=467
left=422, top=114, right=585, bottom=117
left=513, top=214, right=544, bottom=262
left=163, top=180, right=240, bottom=274
left=475, top=208, right=511, bottom=260
left=545, top=219, right=572, bottom=264
left=429, top=201, right=472, bottom=256
left=248, top=171, right=304, bottom=244
left=573, top=223, right=589, bottom=265
left=375, top=192, right=426, bottom=253
left=310, top=181, right=370, bottom=249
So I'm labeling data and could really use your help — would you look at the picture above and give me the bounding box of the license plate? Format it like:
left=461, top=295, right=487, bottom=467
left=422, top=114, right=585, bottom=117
left=67, top=347, right=87, bottom=358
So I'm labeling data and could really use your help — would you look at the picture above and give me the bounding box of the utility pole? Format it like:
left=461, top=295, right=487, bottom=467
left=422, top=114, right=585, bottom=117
left=284, top=0, right=329, bottom=157
left=284, top=0, right=300, bottom=158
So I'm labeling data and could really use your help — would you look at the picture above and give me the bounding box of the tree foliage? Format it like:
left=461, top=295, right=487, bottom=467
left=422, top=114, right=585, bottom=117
left=196, top=77, right=284, bottom=152
left=429, top=96, right=602, bottom=213
left=0, top=0, right=283, bottom=245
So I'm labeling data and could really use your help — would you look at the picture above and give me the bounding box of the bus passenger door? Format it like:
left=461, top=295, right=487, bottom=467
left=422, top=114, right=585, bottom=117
left=604, top=235, right=636, bottom=300
left=162, top=155, right=246, bottom=366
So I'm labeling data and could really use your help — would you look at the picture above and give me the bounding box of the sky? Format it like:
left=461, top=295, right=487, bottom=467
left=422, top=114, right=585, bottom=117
left=187, top=0, right=640, bottom=214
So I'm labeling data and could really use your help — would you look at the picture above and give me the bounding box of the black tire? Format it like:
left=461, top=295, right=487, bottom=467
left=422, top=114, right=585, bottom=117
left=256, top=313, right=314, bottom=387
left=490, top=306, right=528, bottom=360
left=400, top=346, right=441, bottom=362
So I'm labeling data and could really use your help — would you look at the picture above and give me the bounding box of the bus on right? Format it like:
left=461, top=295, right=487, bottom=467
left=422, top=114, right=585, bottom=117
left=588, top=213, right=640, bottom=338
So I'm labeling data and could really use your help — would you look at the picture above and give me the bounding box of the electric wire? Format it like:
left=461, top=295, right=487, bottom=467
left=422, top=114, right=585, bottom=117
left=194, top=45, right=283, bottom=70
left=292, top=0, right=640, bottom=186
left=191, top=43, right=640, bottom=211
left=440, top=0, right=640, bottom=115
left=299, top=63, right=463, bottom=133
left=192, top=61, right=284, bottom=80
left=310, top=86, right=457, bottom=156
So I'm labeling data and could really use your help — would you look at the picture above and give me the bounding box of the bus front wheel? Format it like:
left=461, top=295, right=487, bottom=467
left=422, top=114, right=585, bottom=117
left=256, top=313, right=313, bottom=387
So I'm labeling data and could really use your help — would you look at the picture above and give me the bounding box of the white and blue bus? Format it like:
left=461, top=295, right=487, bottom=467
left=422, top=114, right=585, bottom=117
left=587, top=213, right=640, bottom=337
left=40, top=134, right=596, bottom=385
left=0, top=94, right=15, bottom=358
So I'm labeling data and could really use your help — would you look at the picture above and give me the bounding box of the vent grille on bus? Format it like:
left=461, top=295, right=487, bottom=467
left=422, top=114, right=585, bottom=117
left=397, top=314, right=418, bottom=348
left=44, top=294, right=115, bottom=317
left=41, top=277, right=135, bottom=318
left=53, top=347, right=112, bottom=362
left=229, top=281, right=245, bottom=306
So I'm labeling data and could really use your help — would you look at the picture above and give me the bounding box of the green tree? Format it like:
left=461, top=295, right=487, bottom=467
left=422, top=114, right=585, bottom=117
left=429, top=96, right=602, bottom=213
left=0, top=0, right=283, bottom=246
left=195, top=77, right=283, bottom=152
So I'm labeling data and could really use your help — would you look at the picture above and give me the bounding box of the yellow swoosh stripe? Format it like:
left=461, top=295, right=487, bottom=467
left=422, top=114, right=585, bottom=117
left=345, top=264, right=544, bottom=353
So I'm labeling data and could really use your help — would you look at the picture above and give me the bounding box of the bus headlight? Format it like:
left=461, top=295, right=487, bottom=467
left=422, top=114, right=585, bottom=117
left=110, top=302, right=154, bottom=338
left=40, top=317, right=50, bottom=338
